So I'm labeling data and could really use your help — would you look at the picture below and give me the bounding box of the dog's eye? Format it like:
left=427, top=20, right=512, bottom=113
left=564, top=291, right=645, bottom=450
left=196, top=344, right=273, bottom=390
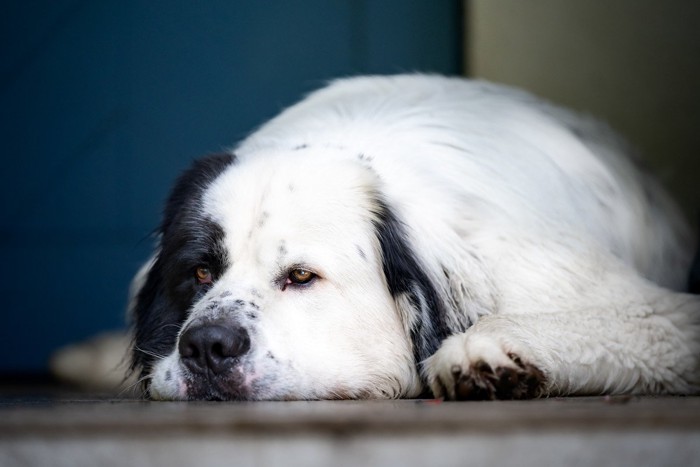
left=195, top=267, right=213, bottom=284
left=288, top=268, right=315, bottom=285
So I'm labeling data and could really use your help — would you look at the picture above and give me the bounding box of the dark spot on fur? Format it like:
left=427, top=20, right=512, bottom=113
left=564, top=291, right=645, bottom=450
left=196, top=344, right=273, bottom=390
left=248, top=301, right=259, bottom=310
left=245, top=310, right=258, bottom=320
left=356, top=245, right=366, bottom=260
left=429, top=141, right=473, bottom=154
left=293, top=144, right=308, bottom=151
left=258, top=211, right=270, bottom=228
left=165, top=370, right=172, bottom=382
left=220, top=291, right=232, bottom=298
left=250, top=288, right=262, bottom=299
left=278, top=241, right=288, bottom=256
left=441, top=265, right=450, bottom=280
left=266, top=351, right=276, bottom=360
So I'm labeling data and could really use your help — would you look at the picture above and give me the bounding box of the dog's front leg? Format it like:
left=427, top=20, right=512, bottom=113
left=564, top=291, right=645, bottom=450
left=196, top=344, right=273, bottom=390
left=423, top=291, right=700, bottom=400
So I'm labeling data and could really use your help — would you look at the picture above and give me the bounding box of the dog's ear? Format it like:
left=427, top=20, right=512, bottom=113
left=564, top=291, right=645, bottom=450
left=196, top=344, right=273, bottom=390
left=161, top=153, right=237, bottom=236
left=130, top=255, right=180, bottom=381
left=130, top=153, right=236, bottom=382
left=372, top=200, right=452, bottom=371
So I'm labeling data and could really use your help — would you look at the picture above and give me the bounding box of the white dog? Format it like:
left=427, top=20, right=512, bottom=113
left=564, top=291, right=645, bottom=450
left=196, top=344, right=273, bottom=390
left=130, top=74, right=700, bottom=400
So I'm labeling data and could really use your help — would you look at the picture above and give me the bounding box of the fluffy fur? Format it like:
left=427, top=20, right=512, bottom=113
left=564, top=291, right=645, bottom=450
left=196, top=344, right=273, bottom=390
left=131, top=74, right=700, bottom=400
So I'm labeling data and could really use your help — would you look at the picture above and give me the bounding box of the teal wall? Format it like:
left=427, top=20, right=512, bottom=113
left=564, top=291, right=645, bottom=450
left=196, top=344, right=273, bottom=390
left=0, top=1, right=463, bottom=372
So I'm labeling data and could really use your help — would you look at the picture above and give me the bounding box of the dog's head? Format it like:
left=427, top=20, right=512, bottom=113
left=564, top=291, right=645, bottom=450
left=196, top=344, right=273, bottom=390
left=131, top=148, right=452, bottom=400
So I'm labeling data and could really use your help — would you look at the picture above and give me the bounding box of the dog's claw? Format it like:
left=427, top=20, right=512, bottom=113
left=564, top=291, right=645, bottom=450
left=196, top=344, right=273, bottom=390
left=449, top=357, right=545, bottom=401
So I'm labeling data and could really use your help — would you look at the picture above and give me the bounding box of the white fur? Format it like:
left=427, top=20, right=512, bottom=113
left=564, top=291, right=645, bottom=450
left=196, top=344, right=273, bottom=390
left=146, top=75, right=700, bottom=400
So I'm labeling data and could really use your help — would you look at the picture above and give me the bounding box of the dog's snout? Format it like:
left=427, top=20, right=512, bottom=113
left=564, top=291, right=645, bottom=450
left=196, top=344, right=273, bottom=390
left=179, top=322, right=250, bottom=375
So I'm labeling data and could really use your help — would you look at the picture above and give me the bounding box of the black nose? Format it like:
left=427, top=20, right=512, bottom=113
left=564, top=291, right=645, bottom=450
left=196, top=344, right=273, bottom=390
left=178, top=322, right=251, bottom=375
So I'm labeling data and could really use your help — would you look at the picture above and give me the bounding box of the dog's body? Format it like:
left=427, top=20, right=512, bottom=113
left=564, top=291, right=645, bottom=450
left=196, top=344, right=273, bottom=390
left=132, top=75, right=700, bottom=400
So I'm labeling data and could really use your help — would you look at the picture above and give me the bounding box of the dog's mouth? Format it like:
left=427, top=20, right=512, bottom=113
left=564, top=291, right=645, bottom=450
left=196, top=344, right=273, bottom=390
left=180, top=364, right=255, bottom=401
left=145, top=354, right=268, bottom=401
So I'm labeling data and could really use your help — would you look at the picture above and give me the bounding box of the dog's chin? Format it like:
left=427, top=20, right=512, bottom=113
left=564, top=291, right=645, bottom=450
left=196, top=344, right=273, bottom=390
left=148, top=363, right=255, bottom=401
left=182, top=382, right=253, bottom=401
left=149, top=374, right=253, bottom=401
left=180, top=371, right=254, bottom=401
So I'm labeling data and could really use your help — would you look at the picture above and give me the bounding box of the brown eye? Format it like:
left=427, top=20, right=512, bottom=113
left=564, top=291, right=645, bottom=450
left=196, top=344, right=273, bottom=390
left=195, top=267, right=212, bottom=284
left=288, top=268, right=315, bottom=285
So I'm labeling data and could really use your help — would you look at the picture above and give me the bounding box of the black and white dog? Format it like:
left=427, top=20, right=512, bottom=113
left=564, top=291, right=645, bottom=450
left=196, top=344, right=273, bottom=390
left=131, top=75, right=700, bottom=400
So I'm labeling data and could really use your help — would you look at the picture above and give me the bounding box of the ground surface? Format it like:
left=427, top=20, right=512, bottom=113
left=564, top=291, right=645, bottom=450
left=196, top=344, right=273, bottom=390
left=1, top=381, right=699, bottom=467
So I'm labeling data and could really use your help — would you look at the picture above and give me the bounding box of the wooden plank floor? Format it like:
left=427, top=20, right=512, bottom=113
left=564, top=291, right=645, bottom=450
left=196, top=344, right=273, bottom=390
left=1, top=383, right=699, bottom=467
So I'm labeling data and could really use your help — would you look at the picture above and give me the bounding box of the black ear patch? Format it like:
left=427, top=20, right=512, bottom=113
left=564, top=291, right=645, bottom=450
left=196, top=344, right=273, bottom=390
left=373, top=199, right=452, bottom=372
left=160, top=154, right=236, bottom=236
left=131, top=153, right=235, bottom=384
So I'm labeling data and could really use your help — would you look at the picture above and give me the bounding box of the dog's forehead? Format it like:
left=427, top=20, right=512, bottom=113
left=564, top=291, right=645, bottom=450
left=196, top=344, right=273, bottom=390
left=200, top=151, right=380, bottom=260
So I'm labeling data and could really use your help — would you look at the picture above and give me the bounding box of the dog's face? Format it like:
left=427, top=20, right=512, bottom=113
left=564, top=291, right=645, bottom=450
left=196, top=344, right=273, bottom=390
left=132, top=149, right=431, bottom=400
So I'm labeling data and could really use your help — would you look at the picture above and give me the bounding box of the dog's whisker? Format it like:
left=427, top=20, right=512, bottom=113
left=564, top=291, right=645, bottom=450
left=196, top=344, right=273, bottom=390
left=115, top=374, right=151, bottom=398
left=133, top=346, right=167, bottom=360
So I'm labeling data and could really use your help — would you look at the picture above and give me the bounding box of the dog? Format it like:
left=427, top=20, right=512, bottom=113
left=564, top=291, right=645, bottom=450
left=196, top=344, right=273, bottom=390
left=130, top=74, right=700, bottom=401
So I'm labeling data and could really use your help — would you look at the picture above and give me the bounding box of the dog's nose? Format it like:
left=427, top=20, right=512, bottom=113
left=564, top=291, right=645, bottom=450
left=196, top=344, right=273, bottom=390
left=178, top=322, right=250, bottom=375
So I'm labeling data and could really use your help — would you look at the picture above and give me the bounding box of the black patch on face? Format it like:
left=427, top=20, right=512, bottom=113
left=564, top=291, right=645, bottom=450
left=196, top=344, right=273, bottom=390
left=131, top=153, right=236, bottom=388
left=372, top=199, right=451, bottom=373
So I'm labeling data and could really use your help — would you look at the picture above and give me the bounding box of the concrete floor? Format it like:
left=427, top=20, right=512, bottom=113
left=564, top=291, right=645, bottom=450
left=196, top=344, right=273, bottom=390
left=1, top=383, right=699, bottom=467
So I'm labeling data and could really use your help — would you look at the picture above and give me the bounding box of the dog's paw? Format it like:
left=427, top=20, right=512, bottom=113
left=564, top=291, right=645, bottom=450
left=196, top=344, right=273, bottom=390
left=424, top=332, right=546, bottom=400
